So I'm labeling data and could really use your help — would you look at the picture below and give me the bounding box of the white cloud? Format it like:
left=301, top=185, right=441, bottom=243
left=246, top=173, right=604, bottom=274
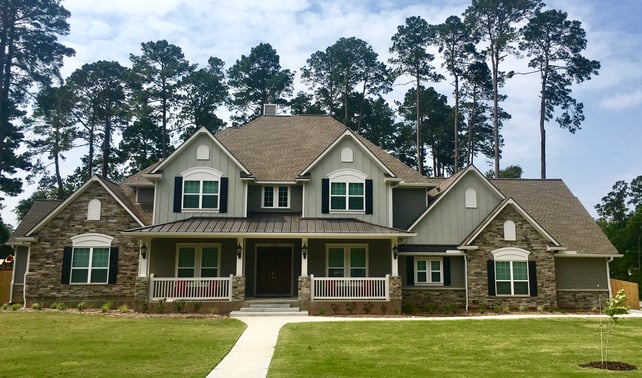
left=601, top=90, right=642, bottom=111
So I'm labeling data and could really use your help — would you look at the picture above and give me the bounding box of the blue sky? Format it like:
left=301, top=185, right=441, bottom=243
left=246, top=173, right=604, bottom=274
left=3, top=0, right=641, bottom=227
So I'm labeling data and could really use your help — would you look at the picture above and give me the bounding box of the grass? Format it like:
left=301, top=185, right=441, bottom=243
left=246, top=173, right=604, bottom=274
left=269, top=318, right=642, bottom=377
left=1, top=312, right=245, bottom=377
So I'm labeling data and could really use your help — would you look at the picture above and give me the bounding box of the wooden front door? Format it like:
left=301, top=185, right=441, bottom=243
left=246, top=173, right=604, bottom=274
left=256, top=246, right=292, bottom=296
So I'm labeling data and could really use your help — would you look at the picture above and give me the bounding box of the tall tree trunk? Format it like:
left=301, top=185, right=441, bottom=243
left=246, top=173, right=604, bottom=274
left=87, top=125, right=94, bottom=179
left=162, top=94, right=168, bottom=158
left=490, top=44, right=500, bottom=178
left=539, top=71, right=548, bottom=179
left=101, top=118, right=111, bottom=178
left=454, top=75, right=460, bottom=171
left=54, top=151, right=64, bottom=198
left=415, top=73, right=423, bottom=174
left=0, top=11, right=16, bottom=176
left=357, top=82, right=366, bottom=133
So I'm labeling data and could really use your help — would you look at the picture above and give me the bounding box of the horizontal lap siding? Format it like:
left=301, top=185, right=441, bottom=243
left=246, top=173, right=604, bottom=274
left=555, top=258, right=608, bottom=290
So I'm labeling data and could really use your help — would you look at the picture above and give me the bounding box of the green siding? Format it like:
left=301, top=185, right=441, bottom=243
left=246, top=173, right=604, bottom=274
left=153, top=134, right=246, bottom=223
left=306, top=239, right=393, bottom=277
left=555, top=257, right=608, bottom=290
left=149, top=238, right=237, bottom=278
left=408, top=172, right=502, bottom=244
left=304, top=137, right=390, bottom=226
left=247, top=185, right=302, bottom=214
left=399, top=255, right=465, bottom=288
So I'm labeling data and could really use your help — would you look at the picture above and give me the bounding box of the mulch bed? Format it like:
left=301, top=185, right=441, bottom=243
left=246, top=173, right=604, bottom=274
left=580, top=361, right=637, bottom=371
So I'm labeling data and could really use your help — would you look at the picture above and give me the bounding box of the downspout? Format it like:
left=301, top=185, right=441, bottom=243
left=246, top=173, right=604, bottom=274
left=464, top=253, right=469, bottom=312
left=23, top=245, right=31, bottom=309
left=606, top=257, right=614, bottom=297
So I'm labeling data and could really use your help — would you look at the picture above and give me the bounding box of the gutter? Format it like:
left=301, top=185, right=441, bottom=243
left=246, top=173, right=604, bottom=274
left=606, top=257, right=614, bottom=297
left=464, top=253, right=469, bottom=312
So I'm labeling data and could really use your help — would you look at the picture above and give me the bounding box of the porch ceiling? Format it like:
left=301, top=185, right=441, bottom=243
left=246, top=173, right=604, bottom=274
left=122, top=214, right=415, bottom=238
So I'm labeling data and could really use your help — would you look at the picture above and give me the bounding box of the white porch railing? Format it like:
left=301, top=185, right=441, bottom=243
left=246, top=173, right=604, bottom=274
left=149, top=274, right=233, bottom=301
left=311, top=274, right=389, bottom=301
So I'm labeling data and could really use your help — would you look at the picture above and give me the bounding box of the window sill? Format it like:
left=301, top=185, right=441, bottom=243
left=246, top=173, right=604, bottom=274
left=69, top=283, right=108, bottom=285
left=182, top=209, right=220, bottom=213
left=495, top=295, right=531, bottom=297
left=329, top=210, right=366, bottom=214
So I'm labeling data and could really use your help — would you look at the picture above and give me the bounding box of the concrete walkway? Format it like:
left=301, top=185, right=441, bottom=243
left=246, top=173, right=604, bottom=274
left=207, top=310, right=642, bottom=378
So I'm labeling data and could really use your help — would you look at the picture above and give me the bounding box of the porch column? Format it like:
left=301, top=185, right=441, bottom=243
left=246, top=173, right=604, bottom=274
left=236, top=237, right=244, bottom=276
left=391, top=238, right=399, bottom=276
left=138, top=238, right=150, bottom=277
left=301, top=237, right=309, bottom=277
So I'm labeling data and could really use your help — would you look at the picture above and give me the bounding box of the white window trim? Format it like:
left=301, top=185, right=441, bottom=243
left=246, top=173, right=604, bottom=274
left=175, top=243, right=221, bottom=278
left=181, top=167, right=222, bottom=212
left=327, top=169, right=367, bottom=213
left=325, top=244, right=368, bottom=277
left=414, top=257, right=443, bottom=286
left=262, top=185, right=290, bottom=209
left=492, top=248, right=531, bottom=296
left=70, top=233, right=113, bottom=285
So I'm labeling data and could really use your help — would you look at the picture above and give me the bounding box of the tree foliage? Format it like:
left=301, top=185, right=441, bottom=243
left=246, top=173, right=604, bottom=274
left=227, top=43, right=293, bottom=124
left=0, top=0, right=74, bottom=198
left=520, top=9, right=600, bottom=178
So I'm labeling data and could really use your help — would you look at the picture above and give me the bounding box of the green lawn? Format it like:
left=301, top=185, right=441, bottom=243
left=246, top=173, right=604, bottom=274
left=1, top=312, right=245, bottom=377
left=269, top=318, right=642, bottom=377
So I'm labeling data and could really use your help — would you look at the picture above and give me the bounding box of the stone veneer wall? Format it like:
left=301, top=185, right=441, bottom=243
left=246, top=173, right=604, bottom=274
left=467, top=205, right=558, bottom=309
left=24, top=182, right=142, bottom=307
left=557, top=290, right=609, bottom=310
left=402, top=288, right=466, bottom=309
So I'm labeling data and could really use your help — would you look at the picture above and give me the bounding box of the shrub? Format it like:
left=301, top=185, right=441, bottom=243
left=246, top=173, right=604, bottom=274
left=76, top=302, right=86, bottom=312
left=345, top=302, right=356, bottom=314
left=31, top=303, right=42, bottom=311
left=210, top=306, right=219, bottom=315
left=12, top=303, right=22, bottom=311
left=519, top=305, right=528, bottom=312
left=173, top=300, right=185, bottom=313
left=2, top=303, right=9, bottom=310
left=318, top=308, right=326, bottom=316
left=139, top=301, right=149, bottom=313
left=479, top=305, right=486, bottom=314
left=425, top=304, right=437, bottom=314
left=492, top=305, right=501, bottom=314
left=118, top=304, right=129, bottom=313
left=192, top=301, right=202, bottom=313
left=56, top=302, right=66, bottom=311
left=101, top=301, right=113, bottom=313
left=363, top=302, right=373, bottom=315
left=536, top=305, right=545, bottom=313
left=330, top=303, right=339, bottom=315
left=158, top=299, right=166, bottom=314
left=49, top=302, right=59, bottom=309
left=401, top=304, right=414, bottom=314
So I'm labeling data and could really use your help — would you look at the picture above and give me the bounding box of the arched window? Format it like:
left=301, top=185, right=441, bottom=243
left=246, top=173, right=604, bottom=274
left=490, top=248, right=532, bottom=296
left=504, top=220, right=516, bottom=241
left=327, top=169, right=368, bottom=212
left=465, top=188, right=477, bottom=208
left=87, top=199, right=101, bottom=221
left=181, top=167, right=222, bottom=210
left=68, top=233, right=114, bottom=284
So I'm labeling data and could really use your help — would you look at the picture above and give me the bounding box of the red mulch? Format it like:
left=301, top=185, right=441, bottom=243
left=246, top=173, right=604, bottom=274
left=579, top=361, right=637, bottom=371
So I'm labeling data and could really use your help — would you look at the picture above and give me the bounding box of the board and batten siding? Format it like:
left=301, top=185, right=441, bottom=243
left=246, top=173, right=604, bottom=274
left=154, top=134, right=246, bottom=223
left=399, top=255, right=466, bottom=288
left=149, top=238, right=237, bottom=278
left=555, top=257, right=608, bottom=290
left=408, top=172, right=502, bottom=244
left=304, top=137, right=390, bottom=226
left=393, top=188, right=427, bottom=229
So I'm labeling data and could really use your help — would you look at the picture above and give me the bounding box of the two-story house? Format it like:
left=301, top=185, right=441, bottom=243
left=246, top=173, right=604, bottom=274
left=7, top=115, right=619, bottom=313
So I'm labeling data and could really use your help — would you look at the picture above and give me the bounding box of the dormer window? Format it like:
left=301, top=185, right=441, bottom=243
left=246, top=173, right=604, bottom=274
left=263, top=186, right=290, bottom=208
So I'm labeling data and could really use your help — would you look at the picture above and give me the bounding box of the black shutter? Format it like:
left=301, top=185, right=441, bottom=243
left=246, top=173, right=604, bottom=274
left=406, top=256, right=414, bottom=286
left=173, top=176, right=183, bottom=213
left=487, top=260, right=496, bottom=296
left=219, top=177, right=228, bottom=213
left=108, top=247, right=119, bottom=284
left=321, top=178, right=329, bottom=214
left=443, top=256, right=451, bottom=286
left=61, top=247, right=72, bottom=284
left=528, top=261, right=538, bottom=297
left=365, top=179, right=373, bottom=214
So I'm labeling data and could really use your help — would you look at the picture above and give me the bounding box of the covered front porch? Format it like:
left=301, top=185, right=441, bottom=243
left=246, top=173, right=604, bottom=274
left=124, top=214, right=412, bottom=310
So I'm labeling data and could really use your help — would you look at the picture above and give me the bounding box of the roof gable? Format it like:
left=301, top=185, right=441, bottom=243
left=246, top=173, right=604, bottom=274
left=409, top=165, right=504, bottom=230
left=151, top=127, right=250, bottom=175
left=26, top=176, right=146, bottom=236
left=461, top=197, right=560, bottom=247
left=301, top=129, right=395, bottom=177
left=7, top=200, right=62, bottom=244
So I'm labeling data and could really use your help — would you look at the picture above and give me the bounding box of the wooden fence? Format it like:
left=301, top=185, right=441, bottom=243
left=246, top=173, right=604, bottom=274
left=610, top=279, right=639, bottom=310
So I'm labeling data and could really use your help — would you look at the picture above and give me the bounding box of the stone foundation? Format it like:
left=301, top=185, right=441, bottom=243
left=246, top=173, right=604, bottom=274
left=402, top=287, right=466, bottom=310
left=557, top=290, right=609, bottom=310
left=232, top=276, right=246, bottom=301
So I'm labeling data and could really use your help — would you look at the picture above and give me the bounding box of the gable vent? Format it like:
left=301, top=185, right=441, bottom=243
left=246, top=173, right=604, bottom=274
left=263, top=104, right=277, bottom=116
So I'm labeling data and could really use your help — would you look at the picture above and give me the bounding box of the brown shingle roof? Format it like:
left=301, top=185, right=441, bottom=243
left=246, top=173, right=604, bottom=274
left=124, top=213, right=413, bottom=236
left=216, top=115, right=436, bottom=185
left=492, top=179, right=618, bottom=255
left=7, top=200, right=62, bottom=243
left=98, top=176, right=152, bottom=225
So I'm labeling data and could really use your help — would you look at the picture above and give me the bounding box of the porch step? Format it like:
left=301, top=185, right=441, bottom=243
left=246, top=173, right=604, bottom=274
left=230, top=303, right=308, bottom=317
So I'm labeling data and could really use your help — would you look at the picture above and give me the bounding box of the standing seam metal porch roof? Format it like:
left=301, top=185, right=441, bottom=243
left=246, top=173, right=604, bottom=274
left=123, top=213, right=414, bottom=237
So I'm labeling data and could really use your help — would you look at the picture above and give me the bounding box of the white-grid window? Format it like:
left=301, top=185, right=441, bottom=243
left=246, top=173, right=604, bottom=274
left=262, top=186, right=290, bottom=208
left=71, top=247, right=109, bottom=284
left=415, top=257, right=443, bottom=285
left=181, top=167, right=222, bottom=211
left=495, top=261, right=529, bottom=295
